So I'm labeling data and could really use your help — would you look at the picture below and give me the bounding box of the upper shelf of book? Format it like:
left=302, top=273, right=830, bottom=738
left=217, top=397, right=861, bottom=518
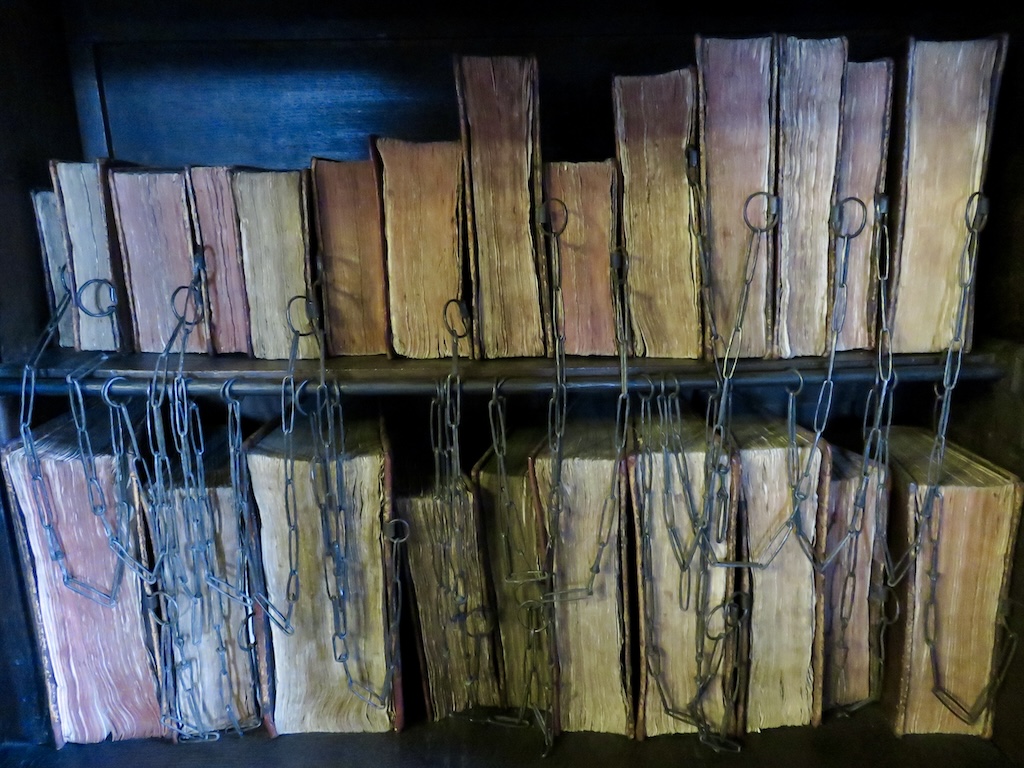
left=0, top=347, right=1003, bottom=397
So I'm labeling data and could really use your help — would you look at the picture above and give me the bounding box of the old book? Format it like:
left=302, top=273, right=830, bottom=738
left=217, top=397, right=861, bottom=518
left=376, top=138, right=471, bottom=359
left=396, top=481, right=502, bottom=720
left=695, top=35, right=777, bottom=359
left=139, top=431, right=258, bottom=737
left=733, top=418, right=829, bottom=731
left=2, top=408, right=163, bottom=747
left=822, top=446, right=888, bottom=710
left=472, top=427, right=553, bottom=719
left=246, top=416, right=399, bottom=734
left=231, top=169, right=318, bottom=360
left=310, top=156, right=390, bottom=357
left=455, top=55, right=549, bottom=359
left=774, top=35, right=848, bottom=359
left=627, top=415, right=741, bottom=739
left=531, top=415, right=632, bottom=736
left=543, top=160, right=618, bottom=357
left=108, top=168, right=209, bottom=354
left=884, top=426, right=1022, bottom=737
left=834, top=60, right=894, bottom=352
left=612, top=68, right=702, bottom=359
left=186, top=166, right=252, bottom=355
left=889, top=36, right=1008, bottom=354
left=50, top=159, right=132, bottom=352
left=31, top=189, right=75, bottom=347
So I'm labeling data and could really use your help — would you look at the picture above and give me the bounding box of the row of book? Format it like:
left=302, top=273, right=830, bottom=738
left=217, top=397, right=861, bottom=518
left=4, top=400, right=1019, bottom=746
left=31, top=34, right=1007, bottom=362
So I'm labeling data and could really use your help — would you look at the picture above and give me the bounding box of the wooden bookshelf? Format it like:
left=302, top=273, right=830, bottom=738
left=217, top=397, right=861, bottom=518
left=2, top=2, right=1024, bottom=766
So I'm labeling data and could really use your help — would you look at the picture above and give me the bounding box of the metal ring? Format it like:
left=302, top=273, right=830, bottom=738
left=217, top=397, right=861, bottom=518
left=385, top=517, right=410, bottom=544
left=965, top=191, right=989, bottom=233
left=170, top=283, right=204, bottom=328
left=76, top=278, right=117, bottom=318
left=443, top=298, right=470, bottom=340
left=540, top=197, right=569, bottom=237
left=831, top=196, right=868, bottom=239
left=786, top=368, right=804, bottom=397
left=743, top=190, right=779, bottom=233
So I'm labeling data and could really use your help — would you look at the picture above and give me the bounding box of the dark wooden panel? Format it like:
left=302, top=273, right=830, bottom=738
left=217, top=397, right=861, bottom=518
left=0, top=705, right=1017, bottom=768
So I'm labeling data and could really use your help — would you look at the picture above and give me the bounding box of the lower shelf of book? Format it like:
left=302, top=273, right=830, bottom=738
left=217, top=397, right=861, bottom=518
left=0, top=706, right=1017, bottom=768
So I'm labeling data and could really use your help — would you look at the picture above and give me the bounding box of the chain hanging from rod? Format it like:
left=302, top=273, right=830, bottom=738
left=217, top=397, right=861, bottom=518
left=140, top=253, right=257, bottom=739
left=880, top=192, right=1018, bottom=725
left=429, top=297, right=491, bottom=712
left=827, top=193, right=897, bottom=712
left=18, top=268, right=131, bottom=606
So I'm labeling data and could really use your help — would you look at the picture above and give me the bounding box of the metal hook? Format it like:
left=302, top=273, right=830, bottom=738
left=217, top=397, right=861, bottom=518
left=101, top=375, right=128, bottom=407
left=786, top=368, right=804, bottom=397
left=220, top=378, right=242, bottom=405
left=285, top=294, right=317, bottom=337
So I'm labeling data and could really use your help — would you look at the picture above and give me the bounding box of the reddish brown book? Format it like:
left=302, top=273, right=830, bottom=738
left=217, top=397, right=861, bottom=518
left=833, top=60, right=894, bottom=352
left=2, top=409, right=163, bottom=748
left=375, top=139, right=470, bottom=359
left=455, top=54, right=549, bottom=359
left=187, top=166, right=252, bottom=355
left=109, top=168, right=209, bottom=354
left=311, top=156, right=390, bottom=357
left=695, top=35, right=778, bottom=360
left=774, top=35, right=848, bottom=359
left=543, top=160, right=618, bottom=357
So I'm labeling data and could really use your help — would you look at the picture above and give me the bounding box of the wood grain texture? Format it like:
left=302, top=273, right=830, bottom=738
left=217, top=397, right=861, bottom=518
left=396, top=486, right=502, bottom=718
left=543, top=161, right=618, bottom=357
left=696, top=36, right=776, bottom=360
left=231, top=169, right=317, bottom=360
left=376, top=139, right=471, bottom=360
left=823, top=447, right=887, bottom=709
left=2, top=414, right=163, bottom=747
left=889, top=37, right=1007, bottom=354
left=613, top=69, right=702, bottom=359
left=834, top=60, right=893, bottom=352
left=51, top=160, right=127, bottom=352
left=31, top=189, right=75, bottom=348
left=109, top=169, right=208, bottom=354
left=187, top=166, right=251, bottom=355
left=733, top=420, right=826, bottom=731
left=472, top=429, right=551, bottom=714
left=885, top=426, right=1022, bottom=736
left=311, top=157, right=390, bottom=357
left=455, top=55, right=547, bottom=359
left=247, top=420, right=393, bottom=734
left=531, top=421, right=631, bottom=735
left=627, top=418, right=736, bottom=738
left=775, top=36, right=847, bottom=359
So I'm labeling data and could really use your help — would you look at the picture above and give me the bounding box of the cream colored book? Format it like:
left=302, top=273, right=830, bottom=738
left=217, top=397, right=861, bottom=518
left=613, top=68, right=702, bottom=359
left=884, top=426, right=1022, bottom=737
left=246, top=417, right=397, bottom=734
